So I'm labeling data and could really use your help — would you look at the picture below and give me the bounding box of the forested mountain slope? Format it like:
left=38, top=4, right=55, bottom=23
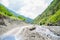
left=33, top=0, right=60, bottom=26
left=0, top=4, right=33, bottom=23
left=0, top=3, right=26, bottom=20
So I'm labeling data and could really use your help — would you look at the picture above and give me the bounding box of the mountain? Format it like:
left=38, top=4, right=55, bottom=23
left=33, top=0, right=60, bottom=26
left=7, top=8, right=33, bottom=23
left=0, top=3, right=33, bottom=23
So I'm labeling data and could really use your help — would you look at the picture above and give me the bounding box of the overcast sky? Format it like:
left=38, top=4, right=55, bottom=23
left=0, top=0, right=53, bottom=19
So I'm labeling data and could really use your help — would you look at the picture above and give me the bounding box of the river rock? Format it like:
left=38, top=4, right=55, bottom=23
left=17, top=26, right=60, bottom=40
left=0, top=15, right=60, bottom=40
left=46, top=26, right=60, bottom=36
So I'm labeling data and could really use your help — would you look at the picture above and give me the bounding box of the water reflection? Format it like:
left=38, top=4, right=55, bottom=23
left=1, top=35, right=16, bottom=40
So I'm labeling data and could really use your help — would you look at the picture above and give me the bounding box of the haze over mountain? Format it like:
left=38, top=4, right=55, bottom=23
left=0, top=3, right=33, bottom=23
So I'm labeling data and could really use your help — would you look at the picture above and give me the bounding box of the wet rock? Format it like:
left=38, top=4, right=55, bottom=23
left=46, top=26, right=60, bottom=36
left=0, top=14, right=6, bottom=26
left=18, top=26, right=60, bottom=40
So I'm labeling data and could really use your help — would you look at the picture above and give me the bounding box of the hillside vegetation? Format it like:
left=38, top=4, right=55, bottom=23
left=33, top=0, right=60, bottom=26
left=0, top=4, right=26, bottom=21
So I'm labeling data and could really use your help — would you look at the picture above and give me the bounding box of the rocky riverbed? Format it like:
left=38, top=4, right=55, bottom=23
left=0, top=15, right=60, bottom=40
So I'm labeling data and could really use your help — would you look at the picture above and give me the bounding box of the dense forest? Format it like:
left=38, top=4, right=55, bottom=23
left=33, top=0, right=60, bottom=26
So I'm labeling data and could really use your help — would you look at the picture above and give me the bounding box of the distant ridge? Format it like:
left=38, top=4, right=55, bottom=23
left=0, top=3, right=33, bottom=23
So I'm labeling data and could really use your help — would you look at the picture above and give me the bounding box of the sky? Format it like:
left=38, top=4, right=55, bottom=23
left=0, top=0, right=53, bottom=19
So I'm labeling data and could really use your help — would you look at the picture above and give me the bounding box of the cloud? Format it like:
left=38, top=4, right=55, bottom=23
left=0, top=0, right=9, bottom=7
left=17, top=0, right=52, bottom=19
left=8, top=0, right=24, bottom=11
left=0, top=0, right=53, bottom=19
